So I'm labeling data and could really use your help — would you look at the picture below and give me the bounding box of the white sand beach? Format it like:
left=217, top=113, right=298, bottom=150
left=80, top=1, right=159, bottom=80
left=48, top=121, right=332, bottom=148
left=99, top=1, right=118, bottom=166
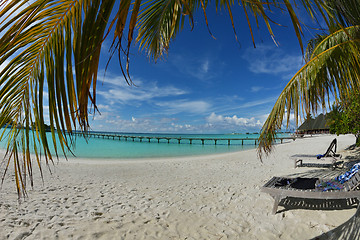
left=0, top=134, right=359, bottom=239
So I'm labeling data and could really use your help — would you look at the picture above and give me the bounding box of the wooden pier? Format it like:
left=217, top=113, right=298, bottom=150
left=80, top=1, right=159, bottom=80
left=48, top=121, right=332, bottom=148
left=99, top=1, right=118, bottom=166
left=72, top=132, right=296, bottom=146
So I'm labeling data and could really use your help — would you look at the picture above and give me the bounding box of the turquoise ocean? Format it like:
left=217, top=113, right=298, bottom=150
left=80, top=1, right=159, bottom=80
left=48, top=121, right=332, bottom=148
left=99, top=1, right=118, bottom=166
left=0, top=129, right=291, bottom=159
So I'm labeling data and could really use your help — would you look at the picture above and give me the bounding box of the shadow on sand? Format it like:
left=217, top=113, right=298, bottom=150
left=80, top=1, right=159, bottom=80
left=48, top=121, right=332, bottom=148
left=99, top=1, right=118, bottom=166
left=280, top=148, right=360, bottom=239
left=278, top=197, right=358, bottom=214
left=311, top=206, right=360, bottom=240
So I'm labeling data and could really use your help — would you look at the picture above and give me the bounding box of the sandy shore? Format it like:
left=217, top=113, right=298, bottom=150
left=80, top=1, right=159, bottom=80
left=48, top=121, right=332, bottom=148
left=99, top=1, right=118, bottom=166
left=0, top=134, right=359, bottom=239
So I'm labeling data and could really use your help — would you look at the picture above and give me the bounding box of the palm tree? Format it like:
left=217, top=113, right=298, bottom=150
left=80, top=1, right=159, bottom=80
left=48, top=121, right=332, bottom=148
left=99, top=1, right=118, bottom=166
left=258, top=0, right=360, bottom=158
left=0, top=0, right=341, bottom=197
left=327, top=91, right=360, bottom=146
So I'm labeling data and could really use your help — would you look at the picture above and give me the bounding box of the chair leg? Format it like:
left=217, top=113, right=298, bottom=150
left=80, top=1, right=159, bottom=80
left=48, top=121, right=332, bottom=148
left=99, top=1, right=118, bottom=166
left=355, top=200, right=360, bottom=217
left=272, top=196, right=281, bottom=214
left=294, top=159, right=302, bottom=168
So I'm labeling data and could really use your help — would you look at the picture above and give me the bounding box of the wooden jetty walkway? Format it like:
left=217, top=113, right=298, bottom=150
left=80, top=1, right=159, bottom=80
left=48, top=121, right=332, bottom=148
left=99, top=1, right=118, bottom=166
left=73, top=132, right=296, bottom=146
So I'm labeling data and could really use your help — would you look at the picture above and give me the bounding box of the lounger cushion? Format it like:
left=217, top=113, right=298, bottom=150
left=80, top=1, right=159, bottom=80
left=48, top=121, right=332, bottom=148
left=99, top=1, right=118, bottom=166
left=290, top=178, right=319, bottom=189
left=274, top=177, right=319, bottom=189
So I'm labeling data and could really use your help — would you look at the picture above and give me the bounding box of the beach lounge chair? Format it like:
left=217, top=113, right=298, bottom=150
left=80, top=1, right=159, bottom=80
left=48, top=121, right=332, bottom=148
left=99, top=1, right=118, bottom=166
left=293, top=138, right=342, bottom=169
left=319, top=138, right=341, bottom=158
left=262, top=164, right=360, bottom=214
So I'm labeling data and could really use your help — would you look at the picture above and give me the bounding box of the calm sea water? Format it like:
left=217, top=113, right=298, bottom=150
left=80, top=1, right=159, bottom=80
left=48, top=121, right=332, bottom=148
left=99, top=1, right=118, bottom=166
left=0, top=129, right=291, bottom=159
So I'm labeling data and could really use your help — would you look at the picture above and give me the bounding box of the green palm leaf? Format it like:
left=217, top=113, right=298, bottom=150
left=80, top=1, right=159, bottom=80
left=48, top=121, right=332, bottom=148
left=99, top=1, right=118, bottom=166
left=0, top=0, right=116, bottom=197
left=258, top=25, right=360, bottom=158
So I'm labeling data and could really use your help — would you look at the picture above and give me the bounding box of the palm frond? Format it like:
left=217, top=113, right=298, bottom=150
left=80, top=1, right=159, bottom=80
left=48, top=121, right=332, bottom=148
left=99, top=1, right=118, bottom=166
left=324, top=0, right=360, bottom=27
left=134, top=0, right=327, bottom=61
left=0, top=0, right=116, bottom=198
left=258, top=25, right=360, bottom=158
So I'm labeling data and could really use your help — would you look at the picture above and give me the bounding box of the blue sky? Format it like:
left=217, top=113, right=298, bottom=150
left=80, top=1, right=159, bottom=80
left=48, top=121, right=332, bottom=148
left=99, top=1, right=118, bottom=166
left=0, top=2, right=325, bottom=134
left=89, top=5, right=322, bottom=134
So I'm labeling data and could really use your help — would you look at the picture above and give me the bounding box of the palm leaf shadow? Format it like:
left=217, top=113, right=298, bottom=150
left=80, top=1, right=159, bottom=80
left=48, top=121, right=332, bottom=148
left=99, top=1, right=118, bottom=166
left=311, top=206, right=360, bottom=240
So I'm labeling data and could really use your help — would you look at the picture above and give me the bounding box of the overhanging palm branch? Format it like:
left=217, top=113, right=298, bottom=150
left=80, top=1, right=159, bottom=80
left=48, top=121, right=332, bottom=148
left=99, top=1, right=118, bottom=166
left=258, top=24, right=360, bottom=158
left=0, top=0, right=337, bottom=197
left=0, top=0, right=116, bottom=197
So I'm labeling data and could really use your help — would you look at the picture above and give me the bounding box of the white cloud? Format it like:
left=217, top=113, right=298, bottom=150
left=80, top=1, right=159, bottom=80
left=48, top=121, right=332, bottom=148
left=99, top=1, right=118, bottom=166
left=258, top=113, right=270, bottom=123
left=249, top=84, right=283, bottom=94
left=219, top=96, right=277, bottom=113
left=250, top=86, right=263, bottom=92
left=170, top=55, right=217, bottom=80
left=40, top=105, right=50, bottom=124
left=90, top=111, right=270, bottom=134
left=96, top=104, right=111, bottom=111
left=206, top=112, right=263, bottom=128
left=159, top=117, right=178, bottom=123
left=256, top=110, right=297, bottom=132
left=281, top=110, right=297, bottom=130
left=90, top=114, right=196, bottom=133
left=171, top=122, right=195, bottom=131
left=155, top=100, right=211, bottom=114
left=201, top=60, right=209, bottom=73
left=93, top=111, right=109, bottom=121
left=97, top=71, right=133, bottom=87
left=239, top=97, right=277, bottom=109
left=95, top=70, right=214, bottom=121
left=97, top=76, right=187, bottom=105
left=243, top=45, right=302, bottom=78
left=202, top=111, right=297, bottom=133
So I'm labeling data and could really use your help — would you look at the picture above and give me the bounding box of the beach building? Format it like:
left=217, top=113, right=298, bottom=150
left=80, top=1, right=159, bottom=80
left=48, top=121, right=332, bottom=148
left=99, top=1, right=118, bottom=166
left=297, top=113, right=330, bottom=135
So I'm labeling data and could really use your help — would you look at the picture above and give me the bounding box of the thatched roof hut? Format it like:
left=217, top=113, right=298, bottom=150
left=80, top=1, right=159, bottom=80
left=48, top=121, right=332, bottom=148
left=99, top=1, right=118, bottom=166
left=297, top=113, right=330, bottom=135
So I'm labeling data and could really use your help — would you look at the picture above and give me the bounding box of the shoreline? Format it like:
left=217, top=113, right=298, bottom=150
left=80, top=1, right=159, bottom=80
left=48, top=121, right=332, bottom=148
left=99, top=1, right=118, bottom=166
left=52, top=133, right=339, bottom=164
left=0, top=130, right=292, bottom=160
left=0, top=134, right=358, bottom=239
left=40, top=135, right=299, bottom=164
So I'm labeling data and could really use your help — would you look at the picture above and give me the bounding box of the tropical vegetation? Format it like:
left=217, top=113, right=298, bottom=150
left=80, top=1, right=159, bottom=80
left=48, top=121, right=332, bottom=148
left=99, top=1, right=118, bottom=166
left=258, top=0, right=360, bottom=157
left=0, top=0, right=355, bottom=196
left=327, top=92, right=360, bottom=146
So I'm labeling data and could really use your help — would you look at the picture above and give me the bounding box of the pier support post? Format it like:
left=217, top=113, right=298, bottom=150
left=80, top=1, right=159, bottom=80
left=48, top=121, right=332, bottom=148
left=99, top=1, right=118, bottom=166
left=178, top=139, right=181, bottom=144
left=228, top=140, right=230, bottom=145
left=214, top=140, right=217, bottom=145
left=201, top=139, right=204, bottom=145
left=189, top=139, right=192, bottom=144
